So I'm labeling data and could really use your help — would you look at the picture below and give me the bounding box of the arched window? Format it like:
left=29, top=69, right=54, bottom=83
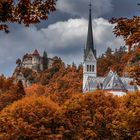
left=87, top=65, right=89, bottom=72
left=92, top=65, right=94, bottom=72
left=90, top=65, right=92, bottom=72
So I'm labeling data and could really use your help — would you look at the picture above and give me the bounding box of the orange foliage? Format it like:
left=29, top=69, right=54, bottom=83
left=53, top=91, right=118, bottom=140
left=25, top=59, right=83, bottom=105
left=126, top=65, right=140, bottom=86
left=0, top=96, right=60, bottom=139
left=97, top=46, right=140, bottom=77
left=111, top=92, right=140, bottom=140
left=25, top=84, right=45, bottom=96
left=0, top=76, right=25, bottom=110
left=46, top=64, right=83, bottom=105
left=0, top=47, right=139, bottom=139
left=0, top=86, right=140, bottom=140
left=110, top=17, right=140, bottom=50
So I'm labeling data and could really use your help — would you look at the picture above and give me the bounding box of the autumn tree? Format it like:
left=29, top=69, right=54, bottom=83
left=110, top=16, right=140, bottom=51
left=111, top=92, right=140, bottom=140
left=97, top=47, right=114, bottom=76
left=16, top=80, right=25, bottom=96
left=0, top=76, right=25, bottom=110
left=25, top=83, right=45, bottom=96
left=110, top=4, right=140, bottom=84
left=53, top=91, right=118, bottom=140
left=45, top=63, right=83, bottom=105
left=38, top=57, right=64, bottom=85
left=97, top=46, right=128, bottom=76
left=0, top=0, right=57, bottom=32
left=124, top=45, right=140, bottom=85
left=21, top=67, right=38, bottom=85
left=24, top=58, right=83, bottom=105
left=0, top=96, right=61, bottom=140
left=126, top=64, right=140, bottom=86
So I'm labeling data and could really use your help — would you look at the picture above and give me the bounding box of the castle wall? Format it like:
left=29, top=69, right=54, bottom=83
left=48, top=59, right=54, bottom=68
left=21, top=51, right=55, bottom=72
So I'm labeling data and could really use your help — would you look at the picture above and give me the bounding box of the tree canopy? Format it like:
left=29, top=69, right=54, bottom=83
left=43, top=51, right=49, bottom=70
left=0, top=61, right=140, bottom=139
left=0, top=0, right=57, bottom=32
left=0, top=95, right=59, bottom=139
left=110, top=17, right=140, bottom=51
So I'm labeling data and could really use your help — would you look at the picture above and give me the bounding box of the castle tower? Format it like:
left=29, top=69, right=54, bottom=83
left=83, top=3, right=97, bottom=92
left=32, top=49, right=43, bottom=71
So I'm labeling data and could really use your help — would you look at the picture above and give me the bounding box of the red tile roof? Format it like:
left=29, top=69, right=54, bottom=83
left=32, top=49, right=40, bottom=56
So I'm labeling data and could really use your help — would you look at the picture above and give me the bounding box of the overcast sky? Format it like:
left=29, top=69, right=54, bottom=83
left=0, top=0, right=139, bottom=76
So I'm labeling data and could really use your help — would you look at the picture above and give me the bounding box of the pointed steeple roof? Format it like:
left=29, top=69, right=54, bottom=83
left=85, top=3, right=96, bottom=59
left=32, top=49, right=40, bottom=56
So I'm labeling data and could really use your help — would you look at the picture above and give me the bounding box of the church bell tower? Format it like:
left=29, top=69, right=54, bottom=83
left=83, top=3, right=97, bottom=92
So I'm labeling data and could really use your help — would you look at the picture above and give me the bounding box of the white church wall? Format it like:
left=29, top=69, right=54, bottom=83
left=109, top=91, right=126, bottom=96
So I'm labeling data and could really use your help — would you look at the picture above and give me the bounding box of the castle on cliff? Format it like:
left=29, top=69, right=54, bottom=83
left=13, top=49, right=59, bottom=86
left=16, top=49, right=59, bottom=72
left=22, top=49, right=44, bottom=72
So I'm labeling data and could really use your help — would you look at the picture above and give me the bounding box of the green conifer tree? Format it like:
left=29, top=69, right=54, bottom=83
left=43, top=51, right=48, bottom=70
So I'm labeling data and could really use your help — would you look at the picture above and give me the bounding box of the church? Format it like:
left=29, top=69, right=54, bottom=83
left=83, top=5, right=138, bottom=96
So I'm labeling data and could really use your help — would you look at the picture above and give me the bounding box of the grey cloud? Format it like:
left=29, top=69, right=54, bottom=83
left=56, top=0, right=139, bottom=20
left=104, top=0, right=139, bottom=18
left=57, top=0, right=113, bottom=18
left=35, top=10, right=74, bottom=29
left=0, top=0, right=138, bottom=77
left=36, top=0, right=139, bottom=30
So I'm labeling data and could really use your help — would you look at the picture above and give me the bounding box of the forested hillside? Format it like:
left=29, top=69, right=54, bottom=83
left=0, top=77, right=139, bottom=139
left=97, top=46, right=140, bottom=85
left=15, top=45, right=139, bottom=90
left=0, top=0, right=139, bottom=139
left=0, top=45, right=139, bottom=139
left=26, top=58, right=83, bottom=105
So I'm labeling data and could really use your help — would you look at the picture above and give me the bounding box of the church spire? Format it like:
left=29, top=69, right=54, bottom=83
left=85, top=2, right=96, bottom=58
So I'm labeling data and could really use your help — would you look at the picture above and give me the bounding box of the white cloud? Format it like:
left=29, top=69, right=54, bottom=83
left=40, top=17, right=124, bottom=55
left=0, top=17, right=124, bottom=76
left=56, top=0, right=113, bottom=17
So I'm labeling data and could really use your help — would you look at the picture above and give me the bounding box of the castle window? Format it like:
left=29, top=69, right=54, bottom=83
left=92, top=65, right=94, bottom=72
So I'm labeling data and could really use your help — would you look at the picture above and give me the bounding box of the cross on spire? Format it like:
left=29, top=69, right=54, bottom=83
left=89, top=2, right=92, bottom=12
left=84, top=1, right=96, bottom=59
